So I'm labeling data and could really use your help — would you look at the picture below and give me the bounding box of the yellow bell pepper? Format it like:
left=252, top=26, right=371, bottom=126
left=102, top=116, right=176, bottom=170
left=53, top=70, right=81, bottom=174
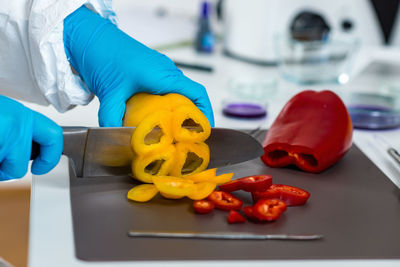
left=127, top=184, right=159, bottom=202
left=123, top=93, right=211, bottom=153
left=187, top=182, right=217, bottom=200
left=131, top=145, right=176, bottom=183
left=169, top=142, right=210, bottom=177
left=160, top=192, right=184, bottom=200
left=123, top=93, right=167, bottom=126
left=163, top=93, right=196, bottom=109
left=152, top=176, right=196, bottom=197
left=185, top=168, right=217, bottom=182
left=185, top=169, right=233, bottom=184
left=130, top=109, right=173, bottom=155
left=171, top=105, right=211, bottom=143
left=212, top=173, right=234, bottom=184
left=123, top=92, right=214, bottom=199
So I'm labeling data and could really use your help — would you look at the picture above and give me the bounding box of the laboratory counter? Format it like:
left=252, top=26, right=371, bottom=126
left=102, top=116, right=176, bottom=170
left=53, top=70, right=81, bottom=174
left=3, top=45, right=400, bottom=267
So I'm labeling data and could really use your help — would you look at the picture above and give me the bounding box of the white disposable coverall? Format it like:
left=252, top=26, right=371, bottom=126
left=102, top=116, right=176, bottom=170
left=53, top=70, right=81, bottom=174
left=0, top=0, right=116, bottom=112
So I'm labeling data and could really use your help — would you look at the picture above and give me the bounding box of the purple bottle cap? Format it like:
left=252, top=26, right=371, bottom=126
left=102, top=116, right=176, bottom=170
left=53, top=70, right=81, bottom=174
left=201, top=1, right=210, bottom=18
left=223, top=102, right=267, bottom=118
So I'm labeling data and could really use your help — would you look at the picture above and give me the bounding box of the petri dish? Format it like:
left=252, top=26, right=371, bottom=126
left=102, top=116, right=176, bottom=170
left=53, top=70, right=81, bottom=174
left=223, top=76, right=276, bottom=119
left=345, top=92, right=400, bottom=129
left=223, top=103, right=267, bottom=118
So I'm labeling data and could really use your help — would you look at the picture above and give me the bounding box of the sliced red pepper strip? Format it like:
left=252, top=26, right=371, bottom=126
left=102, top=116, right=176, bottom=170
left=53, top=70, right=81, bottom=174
left=251, top=187, right=280, bottom=203
left=193, top=200, right=214, bottom=214
left=261, top=90, right=353, bottom=173
left=219, top=175, right=272, bottom=192
left=243, top=206, right=258, bottom=221
left=252, top=184, right=310, bottom=206
left=207, top=191, right=243, bottom=211
left=227, top=210, right=246, bottom=224
left=253, top=199, right=286, bottom=221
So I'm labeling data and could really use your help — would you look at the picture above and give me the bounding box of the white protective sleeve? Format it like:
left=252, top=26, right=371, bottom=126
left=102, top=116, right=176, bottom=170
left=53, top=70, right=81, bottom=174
left=0, top=0, right=116, bottom=112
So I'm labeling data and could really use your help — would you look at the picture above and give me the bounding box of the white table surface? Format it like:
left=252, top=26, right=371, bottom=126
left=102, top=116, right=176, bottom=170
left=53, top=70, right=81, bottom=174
left=23, top=46, right=400, bottom=267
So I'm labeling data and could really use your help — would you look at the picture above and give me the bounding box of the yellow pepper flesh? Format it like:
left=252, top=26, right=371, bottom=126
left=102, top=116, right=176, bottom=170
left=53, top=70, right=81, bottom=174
left=185, top=168, right=217, bottom=182
left=171, top=105, right=211, bottom=143
left=211, top=173, right=234, bottom=184
left=123, top=93, right=222, bottom=202
left=152, top=176, right=196, bottom=197
left=160, top=192, right=184, bottom=200
left=130, top=109, right=173, bottom=155
left=123, top=93, right=167, bottom=127
left=127, top=184, right=159, bottom=202
left=163, top=93, right=195, bottom=109
left=169, top=142, right=210, bottom=177
left=131, top=145, right=176, bottom=183
left=187, top=182, right=217, bottom=200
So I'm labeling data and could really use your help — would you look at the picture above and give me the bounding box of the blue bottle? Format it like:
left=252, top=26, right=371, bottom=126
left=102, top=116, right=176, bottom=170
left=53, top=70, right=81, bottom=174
left=195, top=1, right=215, bottom=53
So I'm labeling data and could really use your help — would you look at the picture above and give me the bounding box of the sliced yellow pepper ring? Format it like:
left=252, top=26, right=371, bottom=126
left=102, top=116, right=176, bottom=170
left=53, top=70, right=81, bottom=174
left=169, top=142, right=210, bottom=177
left=131, top=145, right=176, bottom=183
left=123, top=93, right=167, bottom=127
left=171, top=105, right=211, bottom=143
left=152, top=176, right=195, bottom=197
left=185, top=168, right=217, bottom=182
left=130, top=109, right=173, bottom=155
left=160, top=192, right=184, bottom=200
left=211, top=173, right=234, bottom=184
left=127, top=184, right=159, bottom=202
left=187, top=182, right=217, bottom=200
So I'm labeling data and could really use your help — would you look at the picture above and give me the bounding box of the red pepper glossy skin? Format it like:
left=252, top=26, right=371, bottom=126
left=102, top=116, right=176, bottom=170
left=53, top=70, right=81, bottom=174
left=243, top=206, right=258, bottom=221
left=193, top=200, right=214, bottom=214
left=219, top=175, right=273, bottom=192
left=252, top=184, right=310, bottom=206
left=253, top=199, right=287, bottom=221
left=252, top=187, right=280, bottom=203
left=207, top=191, right=243, bottom=211
left=261, top=90, right=353, bottom=173
left=227, top=210, right=246, bottom=224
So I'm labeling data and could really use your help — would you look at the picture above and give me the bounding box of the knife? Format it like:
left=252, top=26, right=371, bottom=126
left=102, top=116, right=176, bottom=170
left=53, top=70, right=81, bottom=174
left=32, top=127, right=264, bottom=178
left=128, top=230, right=323, bottom=240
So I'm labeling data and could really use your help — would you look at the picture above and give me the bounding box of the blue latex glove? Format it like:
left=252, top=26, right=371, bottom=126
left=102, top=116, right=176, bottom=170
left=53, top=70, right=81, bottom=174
left=63, top=6, right=214, bottom=127
left=0, top=96, right=63, bottom=181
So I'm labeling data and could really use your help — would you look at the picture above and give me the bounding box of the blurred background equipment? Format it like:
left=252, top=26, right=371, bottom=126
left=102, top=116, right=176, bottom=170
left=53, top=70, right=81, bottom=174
left=222, top=0, right=383, bottom=65
left=195, top=1, right=216, bottom=53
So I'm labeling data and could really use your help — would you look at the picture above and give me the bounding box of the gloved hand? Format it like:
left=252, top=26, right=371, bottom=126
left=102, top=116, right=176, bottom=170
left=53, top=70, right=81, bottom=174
left=0, top=96, right=63, bottom=181
left=63, top=6, right=214, bottom=127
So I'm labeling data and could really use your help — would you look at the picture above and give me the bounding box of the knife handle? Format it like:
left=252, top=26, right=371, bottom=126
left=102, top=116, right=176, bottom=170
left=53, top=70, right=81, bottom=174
left=31, top=141, right=40, bottom=160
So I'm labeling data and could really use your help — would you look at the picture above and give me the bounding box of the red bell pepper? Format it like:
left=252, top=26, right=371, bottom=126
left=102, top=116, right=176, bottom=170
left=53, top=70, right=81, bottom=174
left=252, top=186, right=280, bottom=202
left=243, top=206, right=258, bottom=221
left=252, top=184, right=310, bottom=206
left=261, top=90, right=353, bottom=173
left=218, top=175, right=273, bottom=192
left=227, top=210, right=246, bottom=223
left=193, top=200, right=214, bottom=214
left=207, top=191, right=243, bottom=211
left=253, top=199, right=287, bottom=221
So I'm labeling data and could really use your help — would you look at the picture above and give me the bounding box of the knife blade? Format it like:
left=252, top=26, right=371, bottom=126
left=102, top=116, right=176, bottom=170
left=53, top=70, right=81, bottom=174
left=56, top=127, right=264, bottom=178
left=127, top=230, right=323, bottom=240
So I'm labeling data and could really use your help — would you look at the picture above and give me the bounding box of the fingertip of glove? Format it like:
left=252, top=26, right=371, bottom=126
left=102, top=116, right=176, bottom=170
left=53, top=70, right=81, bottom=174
left=98, top=116, right=123, bottom=127
left=208, top=115, right=215, bottom=127
left=31, top=159, right=59, bottom=175
left=98, top=101, right=125, bottom=127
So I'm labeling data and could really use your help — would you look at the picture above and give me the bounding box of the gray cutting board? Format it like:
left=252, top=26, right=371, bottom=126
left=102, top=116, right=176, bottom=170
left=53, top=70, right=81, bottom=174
left=69, top=131, right=400, bottom=261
